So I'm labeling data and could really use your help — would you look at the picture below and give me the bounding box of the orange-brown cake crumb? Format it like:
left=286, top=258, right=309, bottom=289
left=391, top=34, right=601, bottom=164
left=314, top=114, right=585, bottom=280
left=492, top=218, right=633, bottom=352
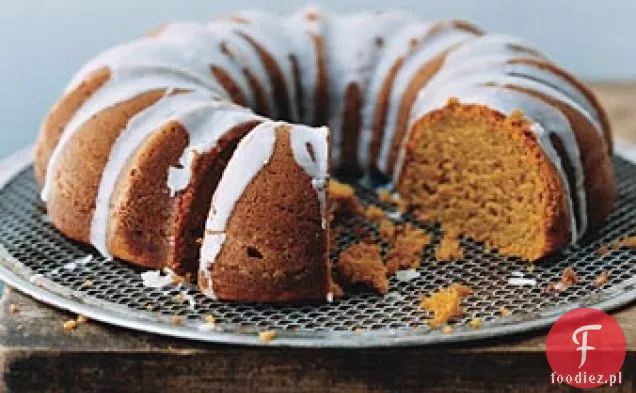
left=615, top=235, right=636, bottom=249
left=259, top=330, right=276, bottom=343
left=364, top=204, right=385, bottom=222
left=597, top=243, right=610, bottom=256
left=80, top=279, right=93, bottom=289
left=420, top=284, right=472, bottom=328
left=594, top=271, right=610, bottom=287
left=76, top=314, right=88, bottom=324
left=204, top=314, right=216, bottom=326
left=377, top=218, right=397, bottom=241
left=63, top=319, right=78, bottom=331
left=377, top=190, right=395, bottom=204
left=441, top=325, right=454, bottom=334
left=9, top=304, right=20, bottom=314
left=499, top=307, right=513, bottom=317
left=336, top=242, right=389, bottom=294
left=547, top=266, right=579, bottom=293
left=171, top=315, right=184, bottom=326
left=329, top=180, right=364, bottom=217
left=469, top=317, right=482, bottom=329
left=561, top=266, right=578, bottom=285
left=386, top=224, right=432, bottom=274
left=435, top=228, right=464, bottom=262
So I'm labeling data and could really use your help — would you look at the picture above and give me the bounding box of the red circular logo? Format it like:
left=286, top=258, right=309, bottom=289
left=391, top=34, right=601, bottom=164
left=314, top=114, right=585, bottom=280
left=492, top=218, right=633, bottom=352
left=546, top=308, right=626, bottom=388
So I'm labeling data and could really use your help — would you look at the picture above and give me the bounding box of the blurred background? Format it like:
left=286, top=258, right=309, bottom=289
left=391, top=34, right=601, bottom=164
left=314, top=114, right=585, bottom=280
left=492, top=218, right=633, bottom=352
left=1, top=0, right=635, bottom=158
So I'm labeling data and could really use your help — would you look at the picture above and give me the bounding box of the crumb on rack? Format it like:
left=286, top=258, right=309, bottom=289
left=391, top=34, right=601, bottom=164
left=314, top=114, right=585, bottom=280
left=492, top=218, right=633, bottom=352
left=173, top=293, right=187, bottom=304
left=597, top=243, right=610, bottom=256
left=9, top=303, right=19, bottom=314
left=561, top=266, right=578, bottom=286
left=80, top=279, right=93, bottom=289
left=328, top=180, right=364, bottom=217
left=441, top=325, right=454, bottom=334
left=614, top=235, right=636, bottom=249
left=364, top=204, right=385, bottom=222
left=420, top=284, right=473, bottom=328
left=469, top=317, right=482, bottom=329
left=594, top=271, right=610, bottom=287
left=385, top=224, right=431, bottom=274
left=171, top=315, right=184, bottom=326
left=204, top=314, right=216, bottom=326
left=259, top=330, right=276, bottom=343
left=16, top=324, right=23, bottom=331
left=76, top=314, right=88, bottom=324
left=353, top=327, right=364, bottom=334
left=435, top=228, right=464, bottom=262
left=336, top=242, right=389, bottom=294
left=499, top=307, right=513, bottom=317
left=145, top=303, right=157, bottom=311
left=63, top=319, right=78, bottom=331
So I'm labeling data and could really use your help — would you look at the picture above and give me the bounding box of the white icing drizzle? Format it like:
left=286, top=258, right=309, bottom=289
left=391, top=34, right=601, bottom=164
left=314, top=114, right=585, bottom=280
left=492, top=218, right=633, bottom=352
left=358, top=22, right=435, bottom=168
left=225, top=10, right=300, bottom=121
left=91, top=92, right=262, bottom=257
left=199, top=121, right=279, bottom=292
left=376, top=24, right=477, bottom=173
left=289, top=125, right=330, bottom=228
left=324, top=10, right=417, bottom=166
left=285, top=6, right=326, bottom=125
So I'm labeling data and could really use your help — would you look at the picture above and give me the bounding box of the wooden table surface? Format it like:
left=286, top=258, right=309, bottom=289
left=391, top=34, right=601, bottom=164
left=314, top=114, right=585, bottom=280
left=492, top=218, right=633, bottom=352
left=1, top=83, right=636, bottom=393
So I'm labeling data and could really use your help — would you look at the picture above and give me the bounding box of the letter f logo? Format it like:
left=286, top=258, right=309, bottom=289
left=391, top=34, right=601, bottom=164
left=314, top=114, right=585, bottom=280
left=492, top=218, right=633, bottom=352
left=572, top=324, right=602, bottom=368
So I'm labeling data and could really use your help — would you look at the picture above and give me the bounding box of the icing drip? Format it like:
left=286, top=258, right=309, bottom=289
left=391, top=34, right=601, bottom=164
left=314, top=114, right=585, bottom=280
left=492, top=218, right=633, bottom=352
left=324, top=10, right=417, bottom=166
left=289, top=125, right=330, bottom=228
left=199, top=121, right=279, bottom=292
left=90, top=92, right=262, bottom=257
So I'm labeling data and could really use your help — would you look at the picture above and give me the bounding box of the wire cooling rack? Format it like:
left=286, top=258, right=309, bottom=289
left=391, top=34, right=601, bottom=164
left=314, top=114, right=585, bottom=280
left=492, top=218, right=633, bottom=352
left=0, top=147, right=635, bottom=347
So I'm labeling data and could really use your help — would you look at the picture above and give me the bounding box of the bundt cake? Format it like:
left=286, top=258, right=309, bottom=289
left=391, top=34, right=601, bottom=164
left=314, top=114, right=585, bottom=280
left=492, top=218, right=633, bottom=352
left=34, top=6, right=614, bottom=302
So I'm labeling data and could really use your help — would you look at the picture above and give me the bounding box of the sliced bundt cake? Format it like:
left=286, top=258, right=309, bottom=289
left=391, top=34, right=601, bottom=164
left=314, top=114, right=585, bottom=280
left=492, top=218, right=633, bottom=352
left=34, top=6, right=614, bottom=302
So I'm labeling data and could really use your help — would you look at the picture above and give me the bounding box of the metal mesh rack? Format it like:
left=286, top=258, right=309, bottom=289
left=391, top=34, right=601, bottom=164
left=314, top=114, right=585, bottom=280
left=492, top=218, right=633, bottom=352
left=0, top=155, right=635, bottom=347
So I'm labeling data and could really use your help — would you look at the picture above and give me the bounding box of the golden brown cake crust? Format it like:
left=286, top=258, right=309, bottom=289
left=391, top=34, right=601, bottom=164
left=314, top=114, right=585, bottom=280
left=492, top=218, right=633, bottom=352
left=205, top=125, right=330, bottom=302
left=44, top=89, right=165, bottom=244
left=35, top=67, right=111, bottom=185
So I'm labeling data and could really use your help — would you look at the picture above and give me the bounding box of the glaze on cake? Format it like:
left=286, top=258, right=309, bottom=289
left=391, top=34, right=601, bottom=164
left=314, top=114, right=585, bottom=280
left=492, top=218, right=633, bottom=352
left=34, top=7, right=614, bottom=302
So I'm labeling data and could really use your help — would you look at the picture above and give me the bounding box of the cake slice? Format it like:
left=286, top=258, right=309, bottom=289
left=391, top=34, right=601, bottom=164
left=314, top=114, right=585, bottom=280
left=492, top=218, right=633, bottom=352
left=199, top=121, right=331, bottom=302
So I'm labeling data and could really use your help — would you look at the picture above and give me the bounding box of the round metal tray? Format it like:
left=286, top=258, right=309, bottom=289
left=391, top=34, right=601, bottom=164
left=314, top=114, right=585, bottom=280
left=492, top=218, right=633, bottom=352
left=1, top=147, right=635, bottom=348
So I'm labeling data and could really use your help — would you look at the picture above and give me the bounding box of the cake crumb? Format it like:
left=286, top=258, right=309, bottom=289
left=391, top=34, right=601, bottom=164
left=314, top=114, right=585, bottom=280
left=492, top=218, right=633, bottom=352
left=614, top=235, right=636, bottom=249
left=353, top=327, right=364, bottom=334
left=329, top=180, right=364, bottom=217
left=386, top=224, right=431, bottom=274
left=594, top=271, right=610, bottom=287
left=9, top=304, right=19, bottom=314
left=16, top=324, right=23, bottom=331
left=173, top=293, right=187, bottom=304
left=435, top=229, right=464, bottom=262
left=364, top=204, right=385, bottom=222
left=441, top=325, right=454, bottom=334
left=561, top=266, right=578, bottom=285
left=420, top=284, right=472, bottom=328
left=469, top=317, right=482, bottom=329
left=499, top=307, right=512, bottom=317
left=76, top=314, right=88, bottom=324
left=377, top=190, right=395, bottom=204
left=336, top=243, right=388, bottom=294
left=80, top=279, right=93, bottom=289
left=377, top=218, right=396, bottom=241
left=63, top=319, right=78, bottom=331
left=259, top=330, right=276, bottom=343
left=526, top=264, right=536, bottom=273
left=145, top=303, right=157, bottom=311
left=171, top=315, right=184, bottom=326
left=204, top=314, right=216, bottom=326
left=597, top=243, right=610, bottom=256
